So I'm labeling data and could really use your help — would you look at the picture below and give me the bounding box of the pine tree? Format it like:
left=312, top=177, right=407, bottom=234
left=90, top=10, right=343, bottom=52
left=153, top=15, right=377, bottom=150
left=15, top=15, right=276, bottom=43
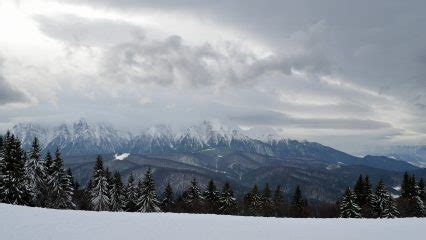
left=383, top=194, right=399, bottom=218
left=124, top=173, right=138, bottom=212
left=354, top=174, right=365, bottom=205
left=161, top=182, right=175, bottom=212
left=261, top=183, right=274, bottom=217
left=290, top=185, right=307, bottom=218
left=203, top=179, right=220, bottom=214
left=218, top=182, right=237, bottom=215
left=419, top=178, right=425, bottom=202
left=0, top=135, right=4, bottom=200
left=48, top=149, right=74, bottom=209
left=244, top=185, right=262, bottom=216
left=339, top=187, right=361, bottom=218
left=273, top=185, right=285, bottom=217
left=89, top=156, right=110, bottom=211
left=25, top=137, right=47, bottom=207
left=109, top=171, right=125, bottom=211
left=183, top=178, right=203, bottom=213
left=0, top=132, right=29, bottom=205
left=400, top=172, right=412, bottom=198
left=373, top=179, right=390, bottom=218
left=137, top=168, right=160, bottom=212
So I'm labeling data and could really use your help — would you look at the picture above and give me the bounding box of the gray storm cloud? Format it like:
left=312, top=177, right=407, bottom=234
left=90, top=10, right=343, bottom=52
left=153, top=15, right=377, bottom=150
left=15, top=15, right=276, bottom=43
left=0, top=57, right=28, bottom=105
left=1, top=0, right=426, bottom=153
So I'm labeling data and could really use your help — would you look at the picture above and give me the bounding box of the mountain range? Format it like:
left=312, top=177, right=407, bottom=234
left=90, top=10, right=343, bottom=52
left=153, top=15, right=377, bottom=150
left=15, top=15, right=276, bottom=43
left=10, top=119, right=425, bottom=202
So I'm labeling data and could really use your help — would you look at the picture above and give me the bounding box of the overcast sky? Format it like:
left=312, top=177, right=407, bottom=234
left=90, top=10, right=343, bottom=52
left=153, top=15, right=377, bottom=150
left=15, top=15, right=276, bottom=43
left=1, top=0, right=426, bottom=153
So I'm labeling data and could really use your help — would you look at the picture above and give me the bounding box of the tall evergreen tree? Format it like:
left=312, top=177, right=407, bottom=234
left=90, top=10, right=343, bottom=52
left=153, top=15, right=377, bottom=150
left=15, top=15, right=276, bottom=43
left=400, top=172, right=412, bottom=198
left=273, top=185, right=285, bottom=217
left=203, top=179, right=220, bottom=214
left=261, top=183, right=274, bottom=217
left=49, top=149, right=74, bottom=209
left=183, top=178, right=203, bottom=213
left=0, top=132, right=29, bottom=205
left=124, top=173, right=138, bottom=212
left=161, top=182, right=175, bottom=212
left=137, top=168, right=161, bottom=212
left=354, top=175, right=365, bottom=205
left=109, top=171, right=125, bottom=211
left=218, top=182, right=237, bottom=215
left=382, top=194, right=399, bottom=218
left=89, top=156, right=110, bottom=211
left=290, top=185, right=307, bottom=218
left=419, top=178, right=425, bottom=202
left=25, top=137, right=47, bottom=207
left=244, top=185, right=262, bottom=216
left=339, top=187, right=361, bottom=218
left=373, top=179, right=391, bottom=218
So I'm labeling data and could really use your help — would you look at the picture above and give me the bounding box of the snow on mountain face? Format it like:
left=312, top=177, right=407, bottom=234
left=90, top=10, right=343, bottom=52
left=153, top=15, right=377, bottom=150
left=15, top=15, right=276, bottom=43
left=10, top=119, right=284, bottom=156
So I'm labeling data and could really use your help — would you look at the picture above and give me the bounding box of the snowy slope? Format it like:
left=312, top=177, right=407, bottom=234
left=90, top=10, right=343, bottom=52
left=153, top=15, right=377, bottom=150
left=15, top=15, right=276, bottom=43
left=1, top=204, right=425, bottom=240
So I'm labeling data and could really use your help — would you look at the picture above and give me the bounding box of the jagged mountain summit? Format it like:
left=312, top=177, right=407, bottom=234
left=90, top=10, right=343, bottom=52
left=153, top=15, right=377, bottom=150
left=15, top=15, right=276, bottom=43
left=10, top=119, right=418, bottom=173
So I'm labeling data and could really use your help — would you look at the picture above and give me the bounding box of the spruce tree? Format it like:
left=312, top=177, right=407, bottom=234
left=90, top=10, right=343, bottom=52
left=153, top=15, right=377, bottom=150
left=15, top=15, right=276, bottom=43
left=273, top=185, right=285, bottom=217
left=218, top=182, right=237, bottom=215
left=373, top=179, right=390, bottom=218
left=137, top=168, right=160, bottom=212
left=25, top=137, right=47, bottom=207
left=400, top=172, right=412, bottom=198
left=49, top=149, right=74, bottom=209
left=354, top=175, right=365, bottom=205
left=0, top=133, right=29, bottom=205
left=383, top=194, right=399, bottom=218
left=339, top=187, right=361, bottom=218
left=89, top=155, right=110, bottom=211
left=244, top=185, right=262, bottom=216
left=419, top=178, right=425, bottom=201
left=261, top=183, right=274, bottom=217
left=109, top=171, right=125, bottom=211
left=161, top=182, right=175, bottom=212
left=203, top=179, right=220, bottom=214
left=290, top=185, right=307, bottom=218
left=124, top=173, right=138, bottom=212
left=183, top=178, right=203, bottom=213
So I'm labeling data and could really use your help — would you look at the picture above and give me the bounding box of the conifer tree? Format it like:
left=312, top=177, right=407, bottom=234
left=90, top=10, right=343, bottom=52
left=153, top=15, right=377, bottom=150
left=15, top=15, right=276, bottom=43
left=124, top=173, right=138, bottom=212
left=203, top=179, right=220, bottom=214
left=273, top=185, right=285, bottom=217
left=161, top=182, right=175, bottom=212
left=261, top=183, right=274, bottom=217
left=244, top=185, right=262, bottom=216
left=218, top=182, right=237, bottom=215
left=137, top=168, right=161, bottom=212
left=290, top=185, right=307, bottom=218
left=373, top=179, right=390, bottom=218
left=382, top=194, right=399, bottom=218
left=0, top=135, right=4, bottom=200
left=339, top=187, right=361, bottom=218
left=419, top=178, right=425, bottom=202
left=109, top=171, right=125, bottom=211
left=25, top=137, right=47, bottom=207
left=89, top=156, right=110, bottom=211
left=354, top=175, right=365, bottom=205
left=0, top=132, right=29, bottom=205
left=183, top=178, right=203, bottom=213
left=400, top=172, right=412, bottom=198
left=49, top=149, right=74, bottom=209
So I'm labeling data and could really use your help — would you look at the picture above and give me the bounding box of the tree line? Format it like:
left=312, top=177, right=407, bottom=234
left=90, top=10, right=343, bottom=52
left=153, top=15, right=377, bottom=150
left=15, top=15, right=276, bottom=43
left=1, top=134, right=425, bottom=218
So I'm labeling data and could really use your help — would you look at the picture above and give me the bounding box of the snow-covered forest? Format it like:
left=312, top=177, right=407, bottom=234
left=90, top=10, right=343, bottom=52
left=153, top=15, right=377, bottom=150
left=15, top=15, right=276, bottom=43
left=1, top=132, right=425, bottom=218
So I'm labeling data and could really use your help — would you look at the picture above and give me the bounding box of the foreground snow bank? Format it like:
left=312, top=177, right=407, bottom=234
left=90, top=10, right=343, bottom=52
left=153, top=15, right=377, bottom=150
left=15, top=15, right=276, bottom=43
left=0, top=204, right=425, bottom=240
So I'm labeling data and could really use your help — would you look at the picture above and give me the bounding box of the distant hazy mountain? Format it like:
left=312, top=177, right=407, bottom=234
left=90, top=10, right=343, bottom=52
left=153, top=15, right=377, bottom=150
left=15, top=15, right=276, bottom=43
left=10, top=119, right=422, bottom=202
left=11, top=119, right=418, bottom=173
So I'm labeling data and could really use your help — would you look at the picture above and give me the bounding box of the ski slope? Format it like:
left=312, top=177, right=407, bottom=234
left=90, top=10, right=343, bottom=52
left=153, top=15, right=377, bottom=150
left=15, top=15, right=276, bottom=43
left=0, top=204, right=425, bottom=240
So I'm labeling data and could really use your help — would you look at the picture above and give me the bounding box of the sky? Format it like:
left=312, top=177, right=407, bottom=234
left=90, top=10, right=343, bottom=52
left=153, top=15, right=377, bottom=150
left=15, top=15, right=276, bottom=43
left=0, top=0, right=426, bottom=154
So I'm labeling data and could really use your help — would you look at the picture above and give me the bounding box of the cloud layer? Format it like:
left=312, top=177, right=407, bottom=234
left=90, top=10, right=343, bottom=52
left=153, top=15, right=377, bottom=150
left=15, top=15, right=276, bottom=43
left=1, top=0, right=426, bottom=153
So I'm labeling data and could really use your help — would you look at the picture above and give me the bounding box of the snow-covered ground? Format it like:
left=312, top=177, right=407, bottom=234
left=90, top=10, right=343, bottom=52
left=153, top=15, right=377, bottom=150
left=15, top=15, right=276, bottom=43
left=1, top=204, right=425, bottom=240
